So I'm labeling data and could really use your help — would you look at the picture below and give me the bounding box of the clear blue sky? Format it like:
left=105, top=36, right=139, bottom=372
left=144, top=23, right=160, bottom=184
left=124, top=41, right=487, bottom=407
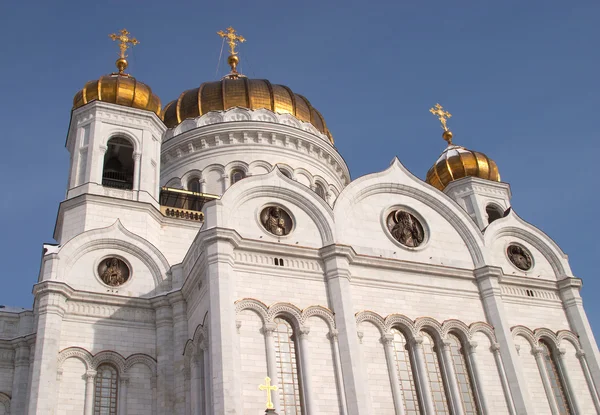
left=1, top=1, right=598, bottom=334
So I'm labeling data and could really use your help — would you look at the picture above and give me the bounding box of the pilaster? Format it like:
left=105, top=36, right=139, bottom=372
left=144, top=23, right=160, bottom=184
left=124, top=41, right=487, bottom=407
left=319, top=244, right=370, bottom=415
left=474, top=266, right=533, bottom=414
left=153, top=298, right=174, bottom=414
left=169, top=293, right=189, bottom=414
left=11, top=340, right=30, bottom=415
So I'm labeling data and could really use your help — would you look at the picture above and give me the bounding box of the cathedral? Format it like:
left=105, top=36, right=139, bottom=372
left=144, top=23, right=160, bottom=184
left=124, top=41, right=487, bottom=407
left=0, top=27, right=599, bottom=415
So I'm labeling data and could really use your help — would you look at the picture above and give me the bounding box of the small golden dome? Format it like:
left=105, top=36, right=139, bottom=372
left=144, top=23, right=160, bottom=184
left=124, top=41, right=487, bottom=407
left=426, top=143, right=501, bottom=191
left=162, top=78, right=333, bottom=144
left=73, top=74, right=162, bottom=116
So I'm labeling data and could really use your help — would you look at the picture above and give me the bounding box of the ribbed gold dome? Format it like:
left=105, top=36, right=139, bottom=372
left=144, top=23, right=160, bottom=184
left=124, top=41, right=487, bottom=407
left=426, top=144, right=500, bottom=191
left=162, top=78, right=333, bottom=143
left=73, top=74, right=162, bottom=116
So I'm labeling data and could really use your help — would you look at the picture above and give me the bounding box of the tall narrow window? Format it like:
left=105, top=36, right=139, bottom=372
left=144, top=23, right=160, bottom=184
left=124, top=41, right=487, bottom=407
left=188, top=178, right=201, bottom=193
left=392, top=328, right=420, bottom=414
left=540, top=340, right=572, bottom=415
left=448, top=334, right=479, bottom=414
left=273, top=317, right=303, bottom=415
left=102, top=137, right=134, bottom=190
left=187, top=178, right=202, bottom=211
left=422, top=332, right=450, bottom=414
left=230, top=169, right=245, bottom=184
left=94, top=364, right=118, bottom=415
left=314, top=183, right=326, bottom=200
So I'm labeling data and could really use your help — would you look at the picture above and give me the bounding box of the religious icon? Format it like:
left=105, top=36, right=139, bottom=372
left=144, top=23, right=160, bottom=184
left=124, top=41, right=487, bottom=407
left=387, top=210, right=425, bottom=248
left=507, top=245, right=533, bottom=271
left=260, top=206, right=292, bottom=236
left=98, top=258, right=130, bottom=286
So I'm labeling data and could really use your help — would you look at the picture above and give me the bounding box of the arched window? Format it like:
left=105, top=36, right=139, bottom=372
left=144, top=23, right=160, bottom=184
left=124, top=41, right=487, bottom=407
left=188, top=178, right=201, bottom=193
left=422, top=332, right=450, bottom=414
left=102, top=137, right=134, bottom=190
left=230, top=169, right=245, bottom=184
left=540, top=340, right=572, bottom=414
left=280, top=169, right=292, bottom=179
left=94, top=364, right=118, bottom=415
left=392, top=328, right=420, bottom=414
left=448, top=334, right=479, bottom=414
left=486, top=204, right=503, bottom=224
left=314, top=183, right=326, bottom=200
left=273, top=317, right=303, bottom=414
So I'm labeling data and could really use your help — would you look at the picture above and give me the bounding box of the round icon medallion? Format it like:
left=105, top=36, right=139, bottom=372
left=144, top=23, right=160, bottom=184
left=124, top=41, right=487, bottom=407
left=386, top=210, right=425, bottom=248
left=98, top=257, right=131, bottom=287
left=260, top=206, right=293, bottom=236
left=507, top=244, right=533, bottom=271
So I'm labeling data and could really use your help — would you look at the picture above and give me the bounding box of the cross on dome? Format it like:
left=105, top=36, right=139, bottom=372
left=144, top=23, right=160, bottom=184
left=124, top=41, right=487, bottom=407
left=217, top=26, right=246, bottom=76
left=429, top=103, right=454, bottom=144
left=109, top=28, right=139, bottom=75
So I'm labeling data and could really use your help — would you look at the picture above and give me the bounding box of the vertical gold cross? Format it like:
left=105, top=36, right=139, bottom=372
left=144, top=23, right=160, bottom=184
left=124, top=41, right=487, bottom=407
left=217, top=26, right=246, bottom=56
left=429, top=103, right=452, bottom=132
left=259, top=376, right=278, bottom=409
left=109, top=29, right=139, bottom=59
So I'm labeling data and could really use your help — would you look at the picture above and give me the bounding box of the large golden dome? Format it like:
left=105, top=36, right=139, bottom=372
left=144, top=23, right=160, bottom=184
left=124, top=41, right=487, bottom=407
left=162, top=78, right=333, bottom=143
left=73, top=74, right=162, bottom=116
left=426, top=143, right=500, bottom=191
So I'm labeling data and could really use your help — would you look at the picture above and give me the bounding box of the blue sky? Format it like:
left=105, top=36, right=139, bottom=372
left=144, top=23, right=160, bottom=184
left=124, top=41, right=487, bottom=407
left=1, top=1, right=598, bottom=334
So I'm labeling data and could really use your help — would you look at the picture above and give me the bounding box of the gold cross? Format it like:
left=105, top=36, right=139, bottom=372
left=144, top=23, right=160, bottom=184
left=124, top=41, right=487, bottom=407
left=217, top=26, right=246, bottom=56
left=259, top=376, right=278, bottom=409
left=109, top=29, right=139, bottom=58
left=429, top=103, right=452, bottom=132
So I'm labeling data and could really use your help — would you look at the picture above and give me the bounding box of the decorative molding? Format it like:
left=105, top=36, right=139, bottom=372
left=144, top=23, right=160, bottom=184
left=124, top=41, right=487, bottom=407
left=65, top=301, right=155, bottom=323
left=510, top=325, right=582, bottom=353
left=57, top=347, right=157, bottom=376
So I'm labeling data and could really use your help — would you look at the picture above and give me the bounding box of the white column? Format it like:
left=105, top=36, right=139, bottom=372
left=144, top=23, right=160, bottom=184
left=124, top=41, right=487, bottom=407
left=222, top=174, right=230, bottom=193
left=328, top=330, right=348, bottom=415
left=28, top=289, right=67, bottom=414
left=319, top=245, right=370, bottom=415
left=118, top=375, right=129, bottom=415
left=475, top=267, right=534, bottom=414
left=202, top=344, right=212, bottom=415
left=132, top=152, right=141, bottom=192
left=410, top=337, right=435, bottom=414
left=440, top=341, right=464, bottom=415
left=97, top=144, right=108, bottom=184
left=297, top=326, right=316, bottom=414
left=263, top=322, right=281, bottom=413
left=490, top=343, right=517, bottom=415
left=577, top=350, right=600, bottom=413
left=153, top=299, right=174, bottom=414
left=83, top=370, right=97, bottom=415
left=465, top=342, right=489, bottom=415
left=151, top=376, right=158, bottom=415
left=381, top=334, right=406, bottom=415
left=11, top=341, right=30, bottom=415
left=558, top=278, right=600, bottom=390
left=532, top=347, right=560, bottom=415
left=191, top=354, right=204, bottom=415
left=556, top=348, right=582, bottom=414
left=170, top=294, right=189, bottom=414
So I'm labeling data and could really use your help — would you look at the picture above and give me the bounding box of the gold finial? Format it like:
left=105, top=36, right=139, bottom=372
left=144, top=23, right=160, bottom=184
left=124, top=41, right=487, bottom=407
left=429, top=103, right=454, bottom=145
left=109, top=29, right=139, bottom=75
left=259, top=376, right=278, bottom=410
left=217, top=26, right=246, bottom=75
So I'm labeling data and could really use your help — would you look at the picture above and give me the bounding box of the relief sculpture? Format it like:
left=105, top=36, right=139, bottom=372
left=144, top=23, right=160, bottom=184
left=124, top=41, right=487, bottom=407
left=507, top=244, right=533, bottom=271
left=260, top=206, right=293, bottom=236
left=98, top=258, right=130, bottom=286
left=387, top=210, right=425, bottom=248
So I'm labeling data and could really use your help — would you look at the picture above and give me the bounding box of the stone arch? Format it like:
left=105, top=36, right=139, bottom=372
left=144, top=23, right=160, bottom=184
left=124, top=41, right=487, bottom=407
left=164, top=176, right=183, bottom=189
left=556, top=330, right=583, bottom=352
left=274, top=163, right=294, bottom=179
left=533, top=328, right=560, bottom=348
left=102, top=129, right=141, bottom=154
left=220, top=169, right=335, bottom=244
left=57, top=220, right=170, bottom=288
left=0, top=392, right=10, bottom=415
left=124, top=354, right=157, bottom=376
left=57, top=347, right=93, bottom=371
left=383, top=313, right=416, bottom=337
left=248, top=160, right=272, bottom=176
left=468, top=321, right=498, bottom=345
left=414, top=316, right=444, bottom=340
left=301, top=305, right=336, bottom=331
left=235, top=298, right=269, bottom=324
left=267, top=302, right=303, bottom=329
left=484, top=210, right=572, bottom=278
left=181, top=169, right=203, bottom=188
left=335, top=158, right=485, bottom=266
left=511, top=325, right=538, bottom=348
left=441, top=319, right=473, bottom=342
left=92, top=351, right=127, bottom=374
left=355, top=310, right=387, bottom=336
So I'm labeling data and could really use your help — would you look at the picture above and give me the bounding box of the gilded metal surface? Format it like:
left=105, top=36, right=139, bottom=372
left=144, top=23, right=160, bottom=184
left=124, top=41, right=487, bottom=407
left=259, top=377, right=278, bottom=410
left=217, top=27, right=246, bottom=74
left=162, top=79, right=334, bottom=143
left=73, top=74, right=162, bottom=116
left=429, top=103, right=452, bottom=138
left=109, top=29, right=139, bottom=75
left=425, top=145, right=500, bottom=191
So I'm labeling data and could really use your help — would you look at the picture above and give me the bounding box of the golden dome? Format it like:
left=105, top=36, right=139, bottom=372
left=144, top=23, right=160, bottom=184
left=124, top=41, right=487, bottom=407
left=162, top=78, right=333, bottom=144
left=73, top=74, right=162, bottom=116
left=426, top=143, right=500, bottom=191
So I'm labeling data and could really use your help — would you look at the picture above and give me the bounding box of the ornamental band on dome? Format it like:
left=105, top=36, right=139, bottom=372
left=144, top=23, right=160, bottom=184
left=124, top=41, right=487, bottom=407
left=6, top=24, right=597, bottom=415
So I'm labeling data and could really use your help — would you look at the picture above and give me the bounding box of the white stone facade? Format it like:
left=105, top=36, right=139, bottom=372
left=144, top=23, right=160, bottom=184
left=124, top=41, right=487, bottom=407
left=0, top=98, right=598, bottom=415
